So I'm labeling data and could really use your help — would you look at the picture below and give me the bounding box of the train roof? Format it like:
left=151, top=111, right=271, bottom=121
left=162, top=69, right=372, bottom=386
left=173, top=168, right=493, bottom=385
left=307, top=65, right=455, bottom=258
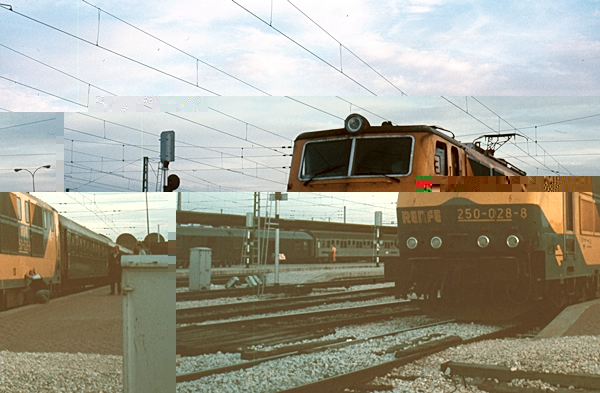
left=294, top=123, right=526, bottom=176
left=58, top=214, right=120, bottom=248
left=295, top=124, right=454, bottom=143
left=177, top=225, right=314, bottom=240
left=177, top=211, right=398, bottom=235
left=5, top=192, right=57, bottom=213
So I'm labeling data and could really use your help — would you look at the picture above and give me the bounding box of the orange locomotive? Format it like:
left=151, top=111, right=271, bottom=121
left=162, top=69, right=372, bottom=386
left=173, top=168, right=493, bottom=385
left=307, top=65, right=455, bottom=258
left=0, top=192, right=130, bottom=310
left=287, top=113, right=526, bottom=192
left=389, top=179, right=600, bottom=308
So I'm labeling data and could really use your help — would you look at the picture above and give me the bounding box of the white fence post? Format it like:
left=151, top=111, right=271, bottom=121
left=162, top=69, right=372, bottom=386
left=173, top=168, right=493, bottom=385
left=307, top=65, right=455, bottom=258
left=121, top=255, right=175, bottom=393
left=189, top=247, right=211, bottom=291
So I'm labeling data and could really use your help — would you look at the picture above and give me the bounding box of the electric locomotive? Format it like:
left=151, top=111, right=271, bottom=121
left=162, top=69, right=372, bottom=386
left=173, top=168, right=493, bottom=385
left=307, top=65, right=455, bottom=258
left=387, top=179, right=600, bottom=308
left=0, top=192, right=131, bottom=310
left=287, top=113, right=526, bottom=192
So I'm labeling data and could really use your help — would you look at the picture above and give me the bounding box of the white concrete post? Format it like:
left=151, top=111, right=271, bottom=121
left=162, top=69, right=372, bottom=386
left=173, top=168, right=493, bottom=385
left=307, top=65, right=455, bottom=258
left=121, top=255, right=175, bottom=393
left=189, top=247, right=211, bottom=291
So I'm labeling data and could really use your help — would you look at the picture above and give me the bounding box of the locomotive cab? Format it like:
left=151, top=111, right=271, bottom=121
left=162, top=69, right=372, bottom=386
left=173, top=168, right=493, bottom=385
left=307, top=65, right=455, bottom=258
left=287, top=113, right=525, bottom=192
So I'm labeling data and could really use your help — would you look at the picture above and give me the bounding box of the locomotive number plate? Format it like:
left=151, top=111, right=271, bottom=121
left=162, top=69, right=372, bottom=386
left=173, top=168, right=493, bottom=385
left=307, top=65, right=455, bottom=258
left=457, top=207, right=527, bottom=222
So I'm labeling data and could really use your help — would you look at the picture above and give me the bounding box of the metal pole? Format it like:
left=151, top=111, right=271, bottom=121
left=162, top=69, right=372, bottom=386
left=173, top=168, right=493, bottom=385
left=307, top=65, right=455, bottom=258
left=145, top=192, right=150, bottom=236
left=274, top=198, right=280, bottom=285
left=376, top=227, right=380, bottom=267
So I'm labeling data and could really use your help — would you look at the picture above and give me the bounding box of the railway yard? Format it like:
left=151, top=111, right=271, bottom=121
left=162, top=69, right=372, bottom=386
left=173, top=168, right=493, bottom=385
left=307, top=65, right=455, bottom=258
left=176, top=264, right=600, bottom=393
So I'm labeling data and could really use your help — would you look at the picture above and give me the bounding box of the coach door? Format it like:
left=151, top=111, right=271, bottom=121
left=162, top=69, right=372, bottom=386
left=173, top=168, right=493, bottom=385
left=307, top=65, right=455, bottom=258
left=61, top=227, right=69, bottom=282
left=563, top=192, right=576, bottom=271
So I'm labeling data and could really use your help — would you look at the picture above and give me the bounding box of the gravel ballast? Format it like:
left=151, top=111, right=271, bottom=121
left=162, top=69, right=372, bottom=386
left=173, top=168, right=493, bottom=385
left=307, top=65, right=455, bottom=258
left=374, top=335, right=600, bottom=392
left=176, top=320, right=502, bottom=393
left=0, top=351, right=122, bottom=393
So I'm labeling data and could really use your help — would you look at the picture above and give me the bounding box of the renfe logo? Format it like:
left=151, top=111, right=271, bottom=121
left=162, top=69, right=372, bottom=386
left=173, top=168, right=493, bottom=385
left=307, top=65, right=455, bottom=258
left=401, top=209, right=441, bottom=224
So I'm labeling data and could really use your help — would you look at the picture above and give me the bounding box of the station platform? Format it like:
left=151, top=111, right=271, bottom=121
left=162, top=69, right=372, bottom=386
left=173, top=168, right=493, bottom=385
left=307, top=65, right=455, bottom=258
left=177, top=263, right=384, bottom=285
left=536, top=298, right=600, bottom=338
left=0, top=286, right=122, bottom=355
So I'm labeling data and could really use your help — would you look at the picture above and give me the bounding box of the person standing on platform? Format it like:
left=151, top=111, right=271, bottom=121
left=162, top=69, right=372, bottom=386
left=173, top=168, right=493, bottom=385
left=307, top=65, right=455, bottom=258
left=134, top=242, right=147, bottom=255
left=331, top=245, right=337, bottom=262
left=108, top=246, right=122, bottom=295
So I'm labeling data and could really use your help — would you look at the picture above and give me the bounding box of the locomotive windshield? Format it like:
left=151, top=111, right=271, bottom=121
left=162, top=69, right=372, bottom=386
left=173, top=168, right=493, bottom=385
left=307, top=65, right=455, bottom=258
left=300, top=136, right=413, bottom=181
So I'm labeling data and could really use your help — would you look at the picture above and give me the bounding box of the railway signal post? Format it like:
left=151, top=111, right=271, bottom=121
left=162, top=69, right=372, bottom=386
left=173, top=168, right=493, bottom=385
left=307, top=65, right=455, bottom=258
left=270, top=192, right=287, bottom=285
left=374, top=211, right=382, bottom=267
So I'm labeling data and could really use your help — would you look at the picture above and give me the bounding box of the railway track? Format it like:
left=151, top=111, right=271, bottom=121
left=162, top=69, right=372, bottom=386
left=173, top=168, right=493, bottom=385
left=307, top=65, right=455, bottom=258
left=176, top=305, right=563, bottom=392
left=275, top=311, right=558, bottom=393
left=176, top=319, right=454, bottom=383
left=176, top=287, right=395, bottom=324
left=176, top=300, right=419, bottom=356
left=176, top=276, right=389, bottom=302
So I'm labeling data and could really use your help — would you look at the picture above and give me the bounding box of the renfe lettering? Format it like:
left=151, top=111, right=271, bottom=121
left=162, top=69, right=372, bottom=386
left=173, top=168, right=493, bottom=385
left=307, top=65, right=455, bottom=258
left=401, top=209, right=442, bottom=224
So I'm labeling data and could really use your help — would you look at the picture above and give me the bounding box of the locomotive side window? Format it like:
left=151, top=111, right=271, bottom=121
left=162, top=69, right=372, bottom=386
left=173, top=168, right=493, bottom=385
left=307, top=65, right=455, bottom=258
left=16, top=197, right=22, bottom=220
left=352, top=137, right=412, bottom=176
left=493, top=169, right=505, bottom=176
left=450, top=146, right=459, bottom=175
left=595, top=198, right=600, bottom=235
left=434, top=142, right=447, bottom=175
left=580, top=198, right=595, bottom=233
left=467, top=157, right=491, bottom=176
left=301, top=139, right=351, bottom=180
left=24, top=201, right=30, bottom=224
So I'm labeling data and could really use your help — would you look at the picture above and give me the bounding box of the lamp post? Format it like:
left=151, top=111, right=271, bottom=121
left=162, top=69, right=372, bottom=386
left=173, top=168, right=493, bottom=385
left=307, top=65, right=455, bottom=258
left=14, top=165, right=51, bottom=191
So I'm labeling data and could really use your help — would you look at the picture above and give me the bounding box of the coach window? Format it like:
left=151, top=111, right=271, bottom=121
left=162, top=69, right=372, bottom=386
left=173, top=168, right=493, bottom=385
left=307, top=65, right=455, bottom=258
left=493, top=169, right=505, bottom=176
left=434, top=142, right=447, bottom=175
left=25, top=201, right=30, bottom=224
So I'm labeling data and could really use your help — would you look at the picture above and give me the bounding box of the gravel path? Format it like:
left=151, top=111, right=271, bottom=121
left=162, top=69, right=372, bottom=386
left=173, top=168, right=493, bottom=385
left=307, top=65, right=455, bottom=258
left=0, top=351, right=122, bottom=393
left=176, top=319, right=502, bottom=393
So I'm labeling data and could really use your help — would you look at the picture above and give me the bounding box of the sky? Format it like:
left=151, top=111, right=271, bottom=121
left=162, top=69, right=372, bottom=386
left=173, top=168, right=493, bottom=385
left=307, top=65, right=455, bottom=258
left=31, top=192, right=176, bottom=242
left=180, top=192, right=399, bottom=226
left=1, top=0, right=600, bottom=110
left=0, top=112, right=62, bottom=191
left=63, top=96, right=600, bottom=191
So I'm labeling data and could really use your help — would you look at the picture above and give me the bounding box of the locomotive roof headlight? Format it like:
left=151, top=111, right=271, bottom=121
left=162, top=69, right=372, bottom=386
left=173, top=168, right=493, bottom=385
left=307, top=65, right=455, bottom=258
left=344, top=113, right=370, bottom=134
left=430, top=236, right=442, bottom=249
left=477, top=235, right=490, bottom=248
left=406, top=237, right=418, bottom=249
left=507, top=235, right=520, bottom=248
